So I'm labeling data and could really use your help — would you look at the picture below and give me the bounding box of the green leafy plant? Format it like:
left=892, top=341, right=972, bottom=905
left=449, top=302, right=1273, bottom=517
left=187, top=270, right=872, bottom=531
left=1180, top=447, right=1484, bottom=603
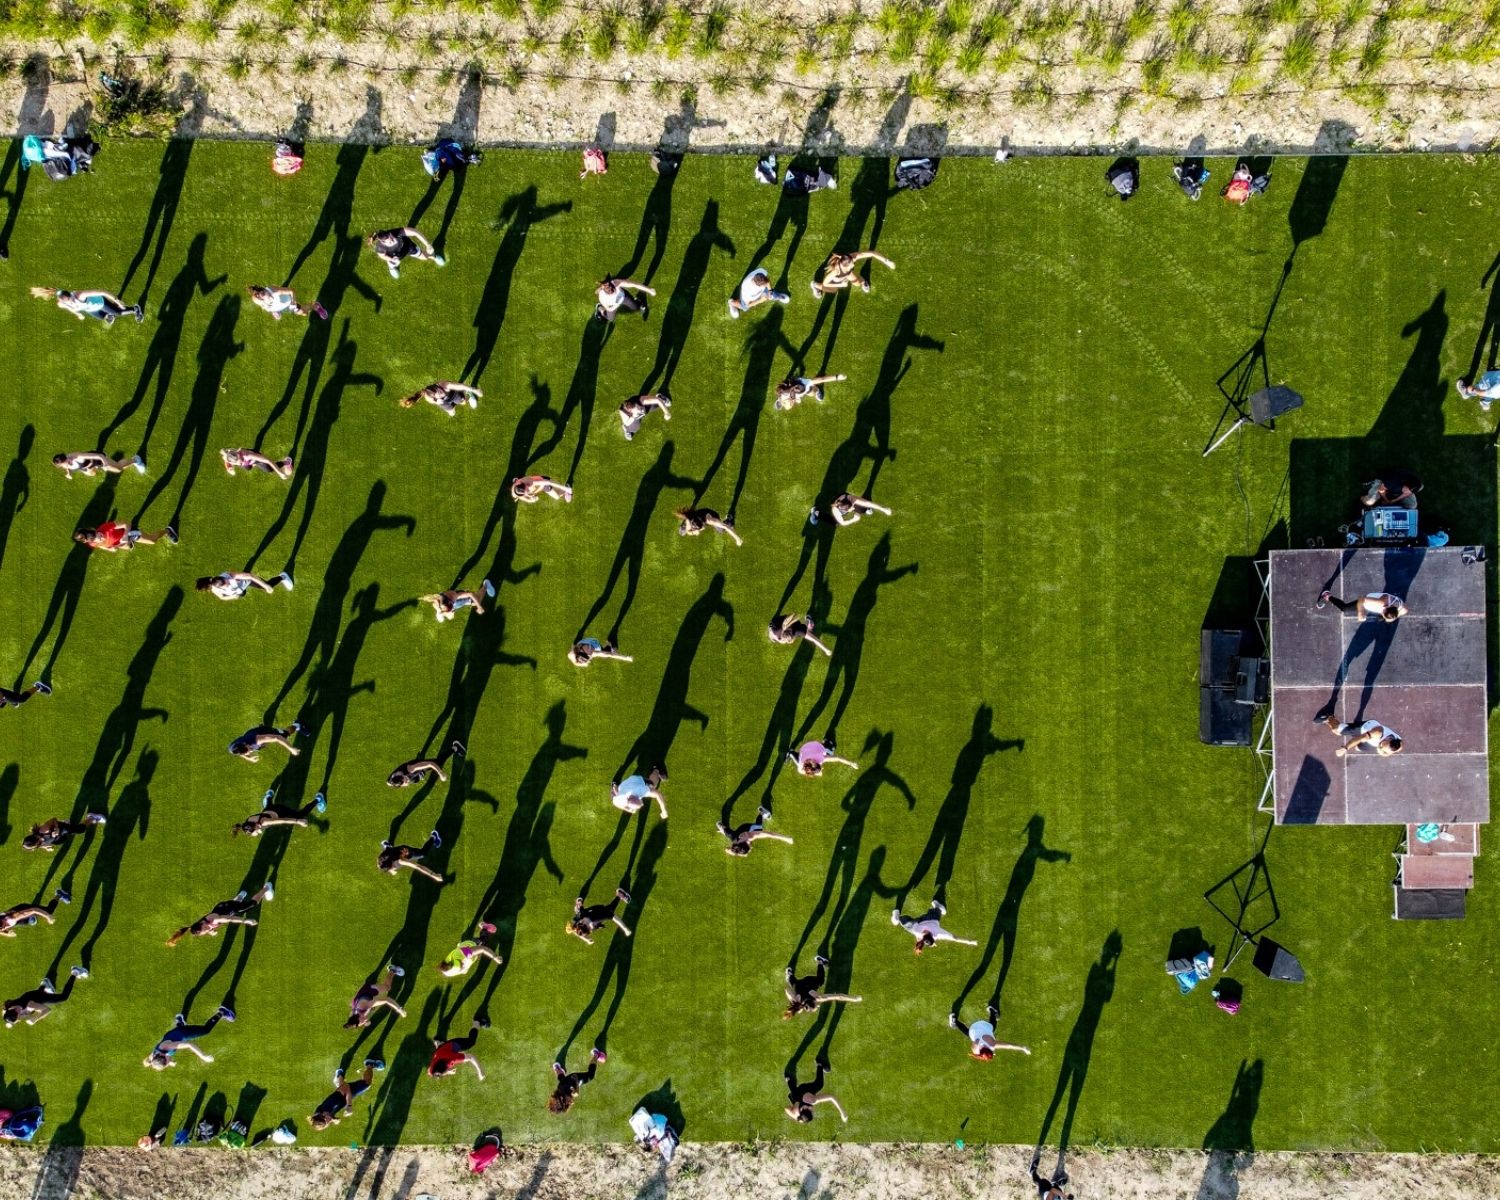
left=661, top=4, right=692, bottom=56
left=93, top=64, right=185, bottom=137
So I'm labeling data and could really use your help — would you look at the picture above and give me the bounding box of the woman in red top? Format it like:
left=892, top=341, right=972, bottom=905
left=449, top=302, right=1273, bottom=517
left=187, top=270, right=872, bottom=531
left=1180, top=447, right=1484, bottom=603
left=428, top=1016, right=488, bottom=1079
left=73, top=520, right=176, bottom=551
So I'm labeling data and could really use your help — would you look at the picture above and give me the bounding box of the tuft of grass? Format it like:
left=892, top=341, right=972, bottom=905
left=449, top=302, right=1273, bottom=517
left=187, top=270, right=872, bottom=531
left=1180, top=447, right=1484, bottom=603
left=291, top=51, right=316, bottom=75
left=626, top=1, right=663, bottom=53
left=662, top=3, right=693, bottom=57
left=225, top=51, right=252, bottom=80
left=707, top=68, right=736, bottom=94
left=1124, top=0, right=1156, bottom=43
left=696, top=1, right=730, bottom=56
left=1269, top=0, right=1305, bottom=21
left=588, top=6, right=621, bottom=58
left=1359, top=14, right=1390, bottom=73
left=533, top=0, right=564, bottom=17
left=957, top=40, right=989, bottom=72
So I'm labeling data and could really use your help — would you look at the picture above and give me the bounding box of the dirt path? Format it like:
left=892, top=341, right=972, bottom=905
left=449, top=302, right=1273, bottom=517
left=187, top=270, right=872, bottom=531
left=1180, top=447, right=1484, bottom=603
left=0, top=1142, right=1493, bottom=1200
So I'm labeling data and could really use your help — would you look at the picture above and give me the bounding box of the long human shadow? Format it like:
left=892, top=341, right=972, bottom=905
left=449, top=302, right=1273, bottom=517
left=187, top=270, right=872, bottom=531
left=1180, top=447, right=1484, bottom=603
left=747, top=188, right=810, bottom=292
left=794, top=733, right=913, bottom=963
left=120, top=137, right=193, bottom=307
left=718, top=604, right=828, bottom=824
left=561, top=819, right=668, bottom=1058
left=451, top=702, right=581, bottom=1019
left=693, top=307, right=793, bottom=520
left=777, top=305, right=943, bottom=614
left=462, top=189, right=572, bottom=385
left=793, top=156, right=897, bottom=375
left=264, top=136, right=382, bottom=456
left=17, top=482, right=118, bottom=686
left=549, top=319, right=610, bottom=486
left=179, top=826, right=296, bottom=1016
left=615, top=157, right=677, bottom=287
left=299, top=584, right=412, bottom=797
left=0, top=137, right=29, bottom=259
left=365, top=989, right=442, bottom=1145
left=1035, top=931, right=1123, bottom=1175
left=899, top=704, right=1024, bottom=908
left=792, top=533, right=916, bottom=746
left=575, top=441, right=699, bottom=644
left=407, top=68, right=481, bottom=254
left=97, top=231, right=225, bottom=452
left=133, top=294, right=243, bottom=534
left=638, top=200, right=734, bottom=394
left=786, top=843, right=893, bottom=1074
left=1468, top=252, right=1500, bottom=381
left=247, top=322, right=384, bottom=575
left=48, top=747, right=156, bottom=974
left=0, top=424, right=32, bottom=572
left=954, top=814, right=1070, bottom=1015
left=0, top=763, right=16, bottom=846
left=454, top=374, right=555, bottom=585
left=1197, top=1059, right=1263, bottom=1200
left=30, top=1077, right=90, bottom=1200
left=265, top=480, right=414, bottom=716
left=612, top=573, right=733, bottom=779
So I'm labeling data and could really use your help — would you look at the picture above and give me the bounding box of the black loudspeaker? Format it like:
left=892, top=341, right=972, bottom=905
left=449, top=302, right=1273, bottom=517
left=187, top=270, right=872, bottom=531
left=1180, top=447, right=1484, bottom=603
left=1249, top=386, right=1304, bottom=424
left=1200, top=629, right=1244, bottom=689
left=1200, top=688, right=1252, bottom=747
left=1252, top=937, right=1305, bottom=982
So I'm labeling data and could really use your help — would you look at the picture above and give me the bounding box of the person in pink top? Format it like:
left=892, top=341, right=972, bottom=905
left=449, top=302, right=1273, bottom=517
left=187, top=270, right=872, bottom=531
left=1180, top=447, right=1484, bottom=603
left=792, top=739, right=859, bottom=777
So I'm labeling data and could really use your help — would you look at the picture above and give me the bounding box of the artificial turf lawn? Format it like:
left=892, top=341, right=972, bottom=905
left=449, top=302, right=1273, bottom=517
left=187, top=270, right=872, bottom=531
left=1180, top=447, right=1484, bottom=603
left=0, top=141, right=1494, bottom=1153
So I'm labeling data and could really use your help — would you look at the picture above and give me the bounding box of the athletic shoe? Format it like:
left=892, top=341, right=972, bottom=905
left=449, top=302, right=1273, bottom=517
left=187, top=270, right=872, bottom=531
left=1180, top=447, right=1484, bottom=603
left=174, top=1013, right=186, bottom=1026
left=815, top=1056, right=831, bottom=1073
left=815, top=954, right=829, bottom=968
left=70, top=966, right=88, bottom=979
left=1316, top=590, right=1330, bottom=609
left=948, top=1012, right=959, bottom=1029
left=55, top=888, right=71, bottom=904
left=262, top=883, right=275, bottom=901
left=615, top=887, right=632, bottom=904
left=775, top=292, right=790, bottom=304
left=381, top=839, right=392, bottom=849
left=553, top=1062, right=565, bottom=1076
left=785, top=750, right=798, bottom=764
left=165, top=527, right=178, bottom=544
left=290, top=720, right=306, bottom=735
left=34, top=682, right=51, bottom=696
left=757, top=805, right=771, bottom=823
left=132, top=455, right=146, bottom=473
left=389, top=964, right=405, bottom=977
left=590, top=1047, right=606, bottom=1063
left=715, top=821, right=729, bottom=837
left=365, top=1058, right=386, bottom=1070
left=314, top=792, right=327, bottom=815
left=451, top=740, right=467, bottom=757
left=891, top=908, right=903, bottom=926
left=132, top=306, right=145, bottom=322
left=235, top=890, right=248, bottom=901
left=311, top=302, right=328, bottom=319
left=387, top=264, right=400, bottom=279
left=433, top=255, right=446, bottom=268
left=279, top=573, right=294, bottom=590
left=933, top=899, right=947, bottom=916
left=639, top=301, right=649, bottom=321
left=39, top=977, right=54, bottom=992
left=217, top=1005, right=236, bottom=1022
left=727, top=299, right=739, bottom=319
left=482, top=579, right=495, bottom=598
left=262, top=788, right=275, bottom=808
left=429, top=830, right=442, bottom=849
left=103, top=313, right=116, bottom=326
left=333, top=1068, right=345, bottom=1084
left=478, top=920, right=496, bottom=934
left=826, top=176, right=837, bottom=189
left=86, top=812, right=106, bottom=825
left=474, top=1015, right=491, bottom=1029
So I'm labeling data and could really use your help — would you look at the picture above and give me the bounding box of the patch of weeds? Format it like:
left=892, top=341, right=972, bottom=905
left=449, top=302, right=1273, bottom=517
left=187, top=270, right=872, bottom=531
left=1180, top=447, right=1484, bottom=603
left=589, top=7, right=621, bottom=58
left=1280, top=21, right=1321, bottom=79
left=94, top=64, right=185, bottom=137
left=533, top=0, right=564, bottom=17
left=649, top=76, right=671, bottom=99
left=627, top=1, right=664, bottom=53
left=1358, top=14, right=1389, bottom=73
left=503, top=59, right=525, bottom=87
left=707, top=69, right=736, bottom=95
left=696, top=1, right=730, bottom=56
left=1269, top=0, right=1304, bottom=21
left=661, top=3, right=692, bottom=57
left=225, top=52, right=252, bottom=81
left=291, top=51, right=317, bottom=75
left=84, top=7, right=120, bottom=40
left=558, top=22, right=584, bottom=59
left=1124, top=0, right=1155, bottom=43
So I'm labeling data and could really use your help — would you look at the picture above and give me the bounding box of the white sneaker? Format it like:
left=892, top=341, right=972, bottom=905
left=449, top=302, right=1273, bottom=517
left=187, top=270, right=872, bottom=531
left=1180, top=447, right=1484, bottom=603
left=482, top=579, right=495, bottom=598
left=727, top=299, right=739, bottom=319
left=279, top=573, right=294, bottom=590
left=809, top=280, right=821, bottom=298
left=132, top=455, right=146, bottom=473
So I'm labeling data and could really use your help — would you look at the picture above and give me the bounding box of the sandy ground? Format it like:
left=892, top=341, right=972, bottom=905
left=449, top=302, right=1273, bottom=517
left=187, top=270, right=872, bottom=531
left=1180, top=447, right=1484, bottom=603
left=1, top=1142, right=1496, bottom=1200
left=2, top=1, right=1499, bottom=154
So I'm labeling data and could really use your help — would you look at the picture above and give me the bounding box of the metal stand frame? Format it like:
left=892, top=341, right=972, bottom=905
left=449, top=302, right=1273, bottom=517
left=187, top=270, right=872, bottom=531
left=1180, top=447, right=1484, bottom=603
left=1253, top=557, right=1276, bottom=815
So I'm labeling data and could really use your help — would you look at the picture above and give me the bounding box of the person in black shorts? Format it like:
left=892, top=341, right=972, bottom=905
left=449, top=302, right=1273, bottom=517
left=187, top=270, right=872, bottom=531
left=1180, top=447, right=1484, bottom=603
left=784, top=1057, right=846, bottom=1122
left=782, top=955, right=861, bottom=1018
left=309, top=1059, right=385, bottom=1129
left=0, top=680, right=51, bottom=709
left=387, top=741, right=465, bottom=787
left=675, top=506, right=742, bottom=546
left=228, top=721, right=304, bottom=762
left=231, top=790, right=326, bottom=837
left=547, top=1047, right=606, bottom=1112
left=768, top=613, right=832, bottom=657
left=718, top=807, right=794, bottom=857
left=368, top=227, right=443, bottom=278
left=1030, top=1156, right=1074, bottom=1200
left=3, top=965, right=88, bottom=1027
left=377, top=831, right=446, bottom=882
left=22, top=811, right=105, bottom=850
left=428, top=1016, right=489, bottom=1079
left=0, top=888, right=69, bottom=937
left=566, top=888, right=633, bottom=944
left=345, top=964, right=406, bottom=1029
left=220, top=448, right=294, bottom=479
left=143, top=1006, right=235, bottom=1069
left=166, top=884, right=274, bottom=946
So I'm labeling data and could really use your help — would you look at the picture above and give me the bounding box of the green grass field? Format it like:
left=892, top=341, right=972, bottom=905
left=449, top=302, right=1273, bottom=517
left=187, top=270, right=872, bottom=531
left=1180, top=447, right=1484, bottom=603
left=0, top=142, right=1495, bottom=1153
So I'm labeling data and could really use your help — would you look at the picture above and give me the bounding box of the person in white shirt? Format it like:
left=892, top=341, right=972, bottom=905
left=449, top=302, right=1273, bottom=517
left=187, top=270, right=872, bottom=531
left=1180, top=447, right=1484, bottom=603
left=595, top=276, right=654, bottom=322
left=891, top=898, right=979, bottom=954
left=728, top=267, right=789, bottom=318
left=1324, top=715, right=1402, bottom=756
left=949, top=1004, right=1030, bottom=1061
left=196, top=571, right=292, bottom=600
